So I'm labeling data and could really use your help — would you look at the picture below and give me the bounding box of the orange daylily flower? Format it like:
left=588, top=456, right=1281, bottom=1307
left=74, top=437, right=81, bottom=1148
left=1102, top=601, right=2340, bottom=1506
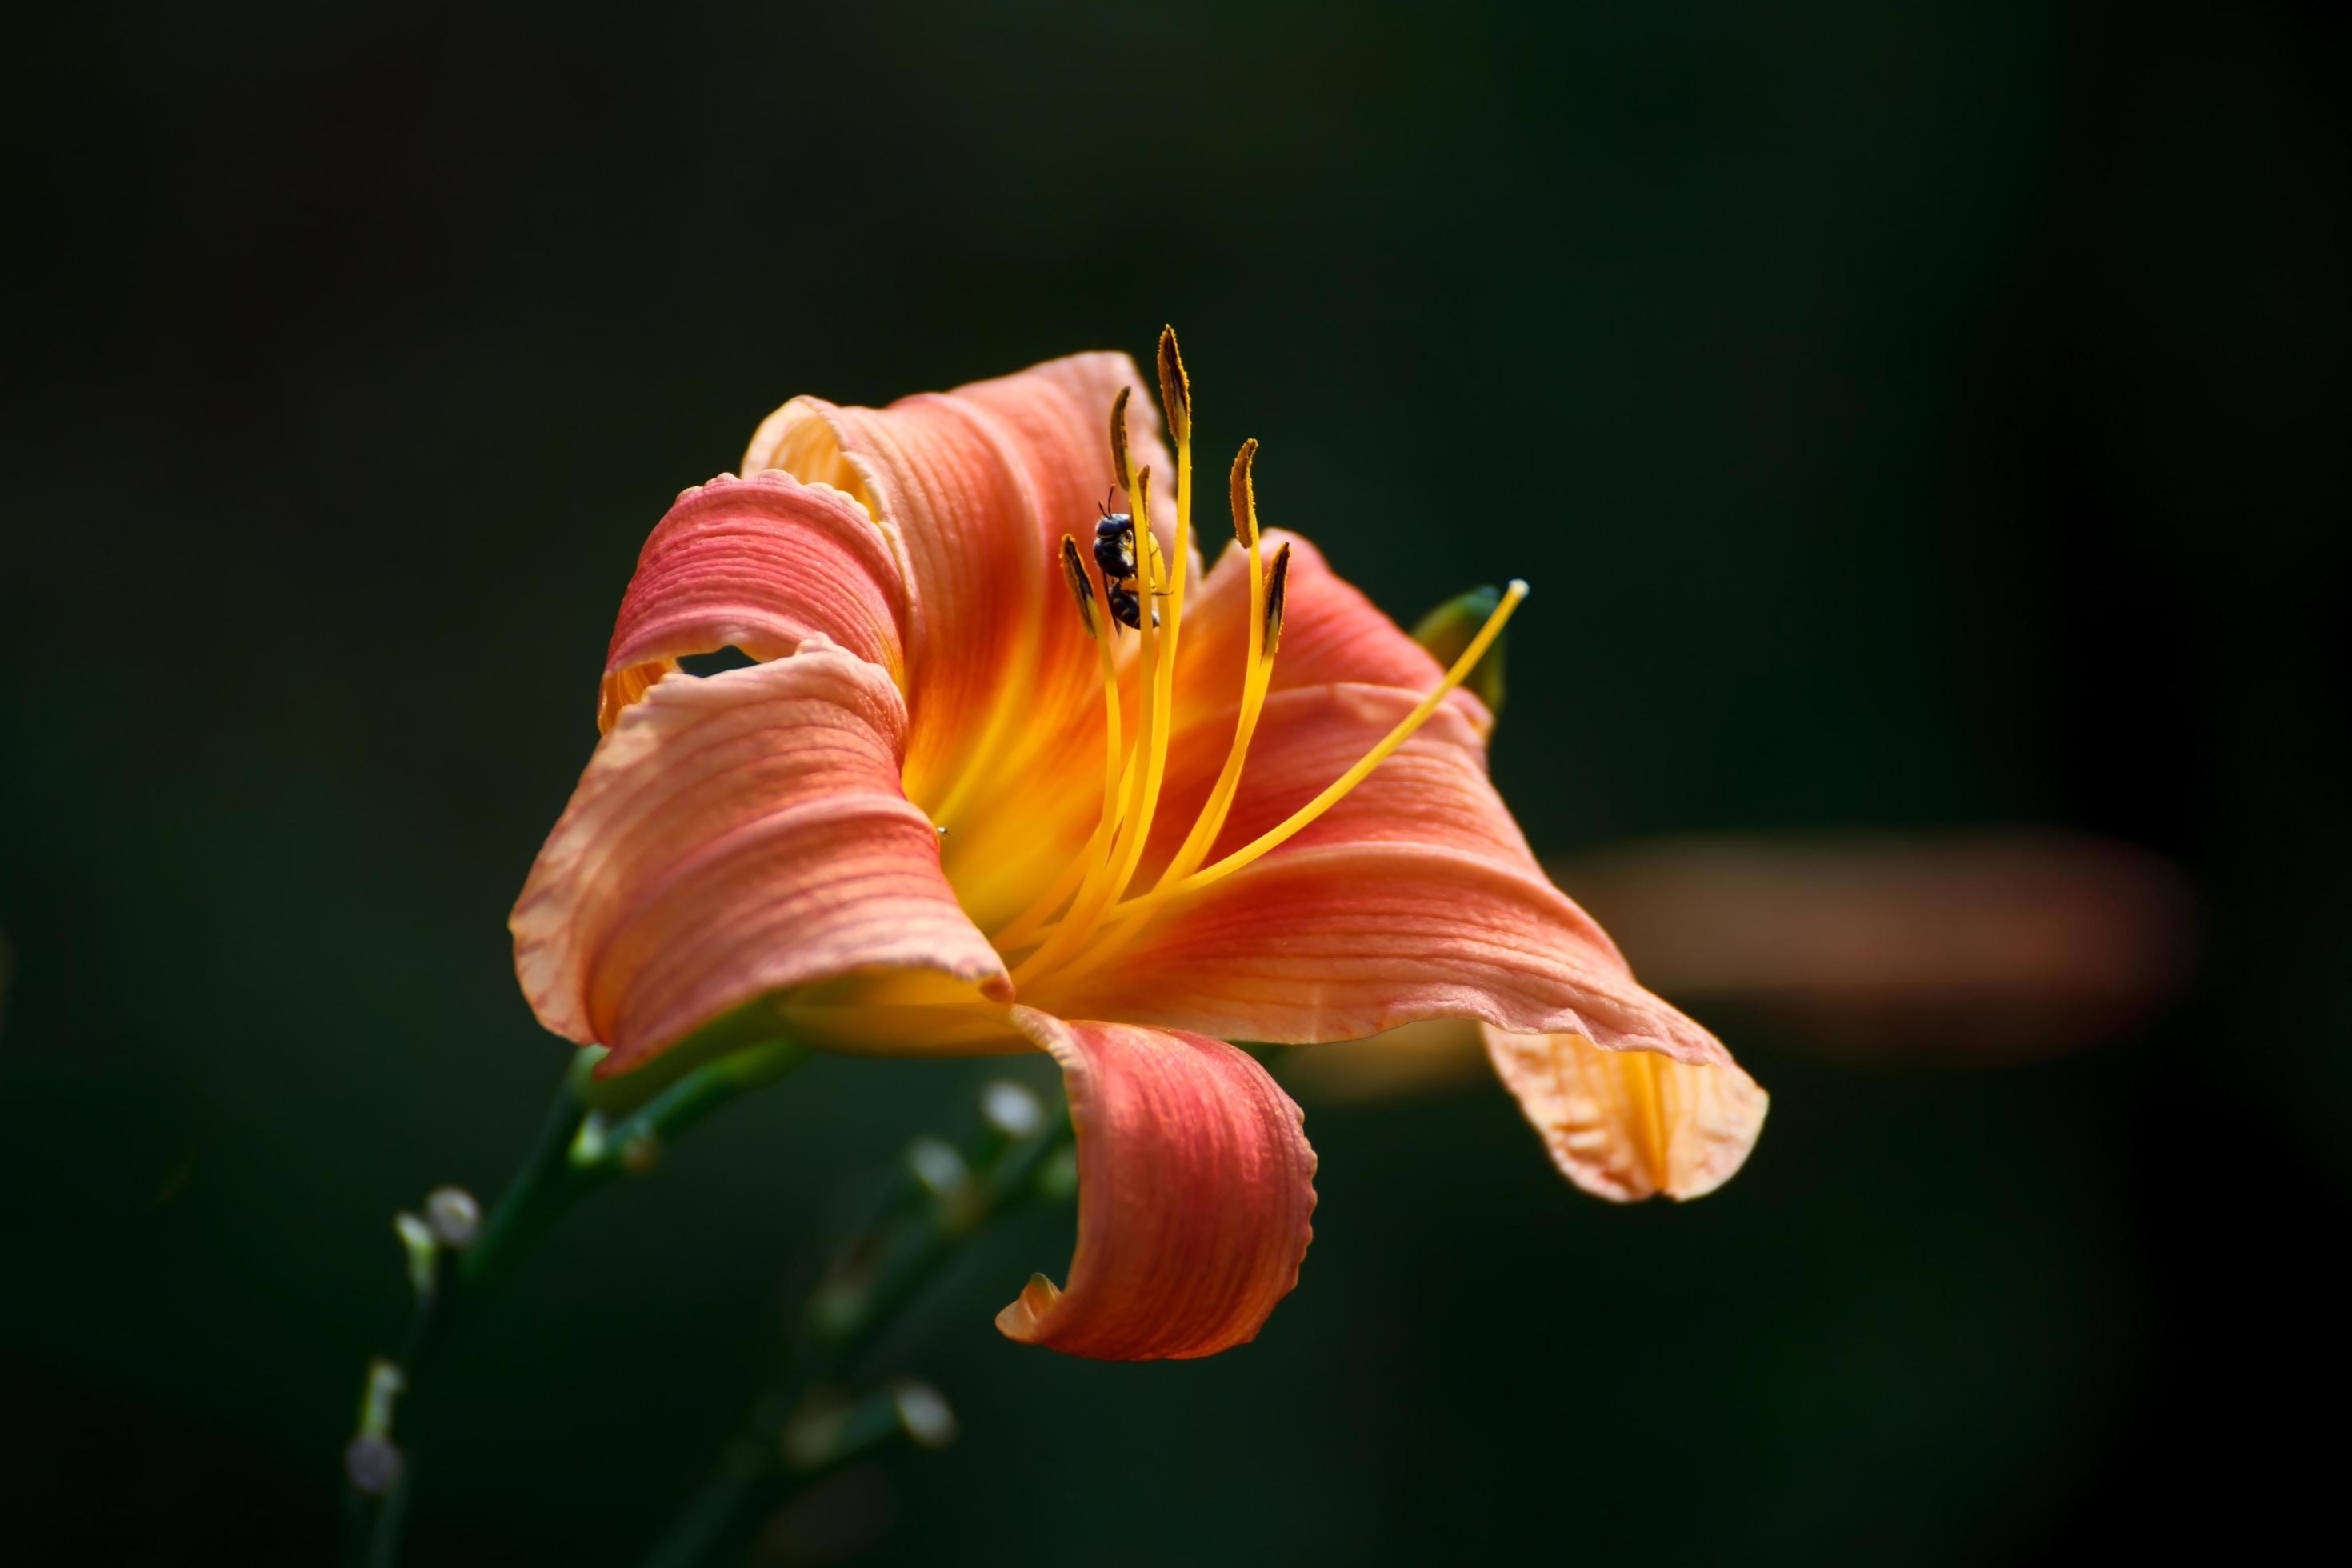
left=510, top=332, right=1766, bottom=1360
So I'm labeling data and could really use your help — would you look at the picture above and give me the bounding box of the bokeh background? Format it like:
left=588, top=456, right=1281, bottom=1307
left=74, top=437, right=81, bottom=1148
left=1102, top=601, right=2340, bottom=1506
left=5, top=0, right=2346, bottom=1562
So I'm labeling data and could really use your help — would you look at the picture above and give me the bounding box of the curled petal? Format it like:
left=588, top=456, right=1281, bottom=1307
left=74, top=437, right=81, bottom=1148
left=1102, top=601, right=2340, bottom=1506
left=599, top=472, right=906, bottom=730
left=1483, top=1026, right=1768, bottom=1202
left=998, top=1010, right=1317, bottom=1361
left=511, top=642, right=1006, bottom=1074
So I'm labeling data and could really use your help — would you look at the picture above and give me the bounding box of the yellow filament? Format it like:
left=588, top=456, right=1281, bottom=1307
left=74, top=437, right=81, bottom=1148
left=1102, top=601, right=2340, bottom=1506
left=1154, top=468, right=1268, bottom=890
left=1026, top=580, right=1526, bottom=978
left=1133, top=578, right=1522, bottom=910
left=1060, top=478, right=1274, bottom=975
left=1091, top=430, right=1194, bottom=918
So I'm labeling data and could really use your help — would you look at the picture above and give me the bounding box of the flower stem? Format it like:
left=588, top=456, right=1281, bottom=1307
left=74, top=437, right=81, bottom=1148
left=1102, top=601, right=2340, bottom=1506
left=339, top=1034, right=810, bottom=1568
left=640, top=1078, right=1078, bottom=1568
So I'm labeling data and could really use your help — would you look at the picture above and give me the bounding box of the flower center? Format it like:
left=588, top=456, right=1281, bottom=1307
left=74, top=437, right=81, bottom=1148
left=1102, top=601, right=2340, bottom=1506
left=985, top=329, right=1524, bottom=1001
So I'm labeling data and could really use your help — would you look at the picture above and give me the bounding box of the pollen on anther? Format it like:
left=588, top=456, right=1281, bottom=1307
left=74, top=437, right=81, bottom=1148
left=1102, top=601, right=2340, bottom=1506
left=1263, top=542, right=1293, bottom=656
left=1058, top=534, right=1098, bottom=638
left=1156, top=326, right=1190, bottom=445
left=1230, top=438, right=1259, bottom=550
left=1108, top=386, right=1134, bottom=492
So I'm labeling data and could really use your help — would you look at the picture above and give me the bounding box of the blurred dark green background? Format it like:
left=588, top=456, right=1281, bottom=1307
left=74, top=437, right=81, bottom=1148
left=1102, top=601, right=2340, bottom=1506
left=4, top=0, right=2346, bottom=1562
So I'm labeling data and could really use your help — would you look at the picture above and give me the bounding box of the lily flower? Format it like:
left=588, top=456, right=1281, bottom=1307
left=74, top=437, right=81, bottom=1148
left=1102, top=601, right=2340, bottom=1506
left=511, top=331, right=1766, bottom=1360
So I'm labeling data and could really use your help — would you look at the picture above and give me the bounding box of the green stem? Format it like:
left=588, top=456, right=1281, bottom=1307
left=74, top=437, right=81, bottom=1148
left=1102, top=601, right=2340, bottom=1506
left=640, top=1082, right=1076, bottom=1568
left=340, top=1035, right=810, bottom=1568
left=444, top=1053, right=598, bottom=1312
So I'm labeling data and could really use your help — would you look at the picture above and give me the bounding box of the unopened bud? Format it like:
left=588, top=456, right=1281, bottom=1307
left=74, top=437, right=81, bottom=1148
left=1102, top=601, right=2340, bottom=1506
left=892, top=1381, right=957, bottom=1449
left=424, top=1186, right=480, bottom=1248
left=344, top=1433, right=404, bottom=1496
left=980, top=1081, right=1045, bottom=1140
left=906, top=1138, right=969, bottom=1199
left=394, top=1212, right=437, bottom=1296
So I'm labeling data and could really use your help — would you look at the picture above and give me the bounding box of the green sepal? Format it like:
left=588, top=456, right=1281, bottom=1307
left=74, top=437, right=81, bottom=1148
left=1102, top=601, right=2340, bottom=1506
left=570, top=995, right=797, bottom=1115
left=1410, top=585, right=1507, bottom=716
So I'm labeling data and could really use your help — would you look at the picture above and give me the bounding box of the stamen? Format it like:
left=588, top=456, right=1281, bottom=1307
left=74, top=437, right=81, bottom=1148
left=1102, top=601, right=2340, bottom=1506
left=1058, top=534, right=1097, bottom=639
left=1156, top=326, right=1191, bottom=450
left=1150, top=450, right=1278, bottom=894
left=1229, top=435, right=1258, bottom=550
left=1262, top=538, right=1290, bottom=654
left=1108, top=386, right=1134, bottom=494
left=1089, top=331, right=1195, bottom=917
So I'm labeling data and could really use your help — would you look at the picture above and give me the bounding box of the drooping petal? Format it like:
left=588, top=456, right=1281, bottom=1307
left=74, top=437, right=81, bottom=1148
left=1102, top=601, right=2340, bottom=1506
left=1482, top=1025, right=1768, bottom=1201
left=740, top=352, right=1177, bottom=825
left=598, top=472, right=907, bottom=731
left=511, top=640, right=1007, bottom=1074
left=996, top=1009, right=1317, bottom=1361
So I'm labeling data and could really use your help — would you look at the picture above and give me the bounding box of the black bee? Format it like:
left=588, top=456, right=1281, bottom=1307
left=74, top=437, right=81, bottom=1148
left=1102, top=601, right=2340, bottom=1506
left=1092, top=493, right=1158, bottom=630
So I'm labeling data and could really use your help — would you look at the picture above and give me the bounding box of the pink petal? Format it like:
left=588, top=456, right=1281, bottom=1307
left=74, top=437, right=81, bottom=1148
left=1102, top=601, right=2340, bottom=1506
left=997, top=1009, right=1317, bottom=1361
left=1482, top=1025, right=1768, bottom=1201
left=598, top=472, right=906, bottom=731
left=510, top=641, right=1006, bottom=1073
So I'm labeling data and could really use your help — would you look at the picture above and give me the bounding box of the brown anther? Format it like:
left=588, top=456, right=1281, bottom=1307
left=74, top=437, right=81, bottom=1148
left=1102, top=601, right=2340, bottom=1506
left=1058, top=534, right=1097, bottom=638
left=1156, top=326, right=1190, bottom=446
left=1229, top=438, right=1259, bottom=550
left=1263, top=542, right=1292, bottom=658
left=1108, top=386, right=1134, bottom=493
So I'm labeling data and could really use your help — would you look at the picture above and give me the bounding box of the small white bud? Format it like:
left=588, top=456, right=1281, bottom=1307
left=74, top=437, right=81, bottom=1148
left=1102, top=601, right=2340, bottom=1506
left=344, top=1433, right=404, bottom=1496
left=424, top=1186, right=480, bottom=1248
left=893, top=1381, right=957, bottom=1449
left=906, top=1138, right=969, bottom=1199
left=980, top=1081, right=1045, bottom=1140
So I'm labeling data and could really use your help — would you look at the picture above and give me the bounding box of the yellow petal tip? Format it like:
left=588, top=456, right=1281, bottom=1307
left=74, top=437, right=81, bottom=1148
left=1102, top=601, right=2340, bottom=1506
left=994, top=1271, right=1063, bottom=1343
